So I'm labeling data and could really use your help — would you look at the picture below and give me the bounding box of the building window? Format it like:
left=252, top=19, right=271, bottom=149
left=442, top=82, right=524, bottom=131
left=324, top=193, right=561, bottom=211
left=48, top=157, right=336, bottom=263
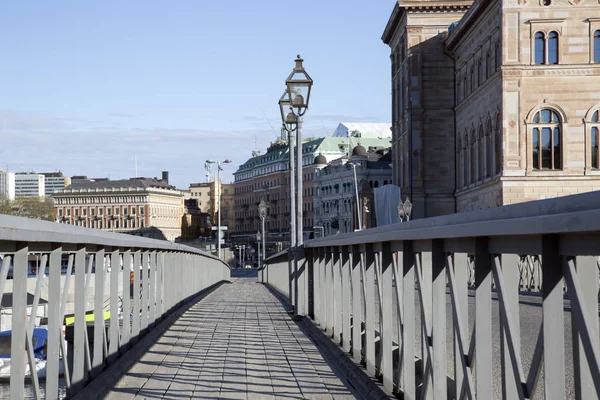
left=486, top=50, right=492, bottom=78
left=594, top=30, right=600, bottom=63
left=470, top=66, right=475, bottom=92
left=591, top=110, right=600, bottom=169
left=495, top=115, right=502, bottom=174
left=470, top=131, right=476, bottom=184
left=478, top=127, right=485, bottom=181
left=486, top=120, right=493, bottom=178
left=535, top=32, right=545, bottom=64
left=531, top=109, right=562, bottom=170
left=548, top=31, right=559, bottom=64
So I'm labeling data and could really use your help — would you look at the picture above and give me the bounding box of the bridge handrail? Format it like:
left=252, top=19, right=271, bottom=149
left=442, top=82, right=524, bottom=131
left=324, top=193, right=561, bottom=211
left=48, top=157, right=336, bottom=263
left=260, top=191, right=600, bottom=399
left=0, top=214, right=230, bottom=399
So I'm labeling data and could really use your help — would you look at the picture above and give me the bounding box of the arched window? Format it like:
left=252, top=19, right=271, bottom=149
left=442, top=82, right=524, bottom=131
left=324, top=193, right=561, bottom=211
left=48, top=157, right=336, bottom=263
left=486, top=51, right=491, bottom=79
left=463, top=134, right=469, bottom=187
left=495, top=115, right=502, bottom=174
left=548, top=31, right=559, bottom=64
left=470, top=130, right=476, bottom=184
left=531, top=109, right=562, bottom=170
left=477, top=59, right=483, bottom=85
left=594, top=30, right=600, bottom=63
left=457, top=137, right=463, bottom=188
left=535, top=32, right=545, bottom=64
left=486, top=120, right=493, bottom=178
left=478, top=126, right=485, bottom=181
left=591, top=110, right=599, bottom=169
left=470, top=66, right=475, bottom=92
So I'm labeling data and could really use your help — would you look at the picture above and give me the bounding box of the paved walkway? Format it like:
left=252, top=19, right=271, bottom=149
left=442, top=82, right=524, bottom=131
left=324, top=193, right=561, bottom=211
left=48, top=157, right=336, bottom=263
left=105, top=276, right=359, bottom=399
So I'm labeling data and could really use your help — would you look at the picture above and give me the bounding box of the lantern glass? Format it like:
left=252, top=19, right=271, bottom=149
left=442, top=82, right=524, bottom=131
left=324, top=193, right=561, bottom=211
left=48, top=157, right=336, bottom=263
left=258, top=200, right=267, bottom=219
left=285, top=55, right=313, bottom=112
left=403, top=198, right=413, bottom=217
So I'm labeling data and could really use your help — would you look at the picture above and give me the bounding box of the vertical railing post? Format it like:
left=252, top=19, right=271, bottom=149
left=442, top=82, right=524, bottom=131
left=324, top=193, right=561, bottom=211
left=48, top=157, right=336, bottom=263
left=364, top=243, right=376, bottom=375
left=351, top=245, right=363, bottom=364
left=314, top=247, right=323, bottom=325
left=141, top=250, right=149, bottom=334
left=431, top=240, right=447, bottom=399
left=381, top=242, right=394, bottom=392
left=156, top=251, right=163, bottom=319
left=323, top=247, right=331, bottom=332
left=500, top=254, right=521, bottom=399
left=108, top=248, right=120, bottom=364
left=121, top=249, right=131, bottom=353
left=10, top=243, right=28, bottom=400
left=91, top=247, right=105, bottom=378
left=296, top=248, right=308, bottom=316
left=543, top=235, right=565, bottom=399
left=341, top=246, right=351, bottom=353
left=71, top=246, right=87, bottom=393
left=149, top=250, right=157, bottom=329
left=453, top=252, right=469, bottom=399
left=132, top=249, right=141, bottom=343
left=333, top=246, right=343, bottom=344
left=572, top=256, right=600, bottom=399
left=402, top=240, right=416, bottom=399
left=475, top=237, right=492, bottom=398
left=419, top=248, right=433, bottom=399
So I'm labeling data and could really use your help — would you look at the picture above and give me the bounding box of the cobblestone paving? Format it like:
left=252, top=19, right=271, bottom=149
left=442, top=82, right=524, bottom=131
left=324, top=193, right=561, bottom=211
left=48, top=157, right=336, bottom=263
left=105, top=276, right=358, bottom=399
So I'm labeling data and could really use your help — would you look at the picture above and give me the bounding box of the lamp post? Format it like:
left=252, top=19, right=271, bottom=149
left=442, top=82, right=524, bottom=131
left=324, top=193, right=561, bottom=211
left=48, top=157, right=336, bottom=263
left=206, top=159, right=231, bottom=259
left=279, top=55, right=313, bottom=247
left=348, top=161, right=363, bottom=231
left=258, top=200, right=267, bottom=266
left=397, top=197, right=413, bottom=222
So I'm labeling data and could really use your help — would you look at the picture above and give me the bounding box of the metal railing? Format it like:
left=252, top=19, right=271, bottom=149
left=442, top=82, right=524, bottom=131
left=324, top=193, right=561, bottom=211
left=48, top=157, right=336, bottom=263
left=0, top=214, right=230, bottom=399
left=260, top=191, right=600, bottom=399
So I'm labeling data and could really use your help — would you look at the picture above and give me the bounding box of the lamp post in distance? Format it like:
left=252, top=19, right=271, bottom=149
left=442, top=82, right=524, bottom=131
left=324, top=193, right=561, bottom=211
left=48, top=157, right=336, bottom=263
left=348, top=161, right=362, bottom=231
left=279, top=54, right=313, bottom=247
left=258, top=200, right=267, bottom=267
left=206, top=158, right=231, bottom=260
left=397, top=197, right=413, bottom=222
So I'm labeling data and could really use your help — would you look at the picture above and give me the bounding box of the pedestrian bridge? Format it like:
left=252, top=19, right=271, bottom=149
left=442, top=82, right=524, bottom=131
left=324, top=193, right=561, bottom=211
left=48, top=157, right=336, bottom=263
left=1, top=192, right=600, bottom=399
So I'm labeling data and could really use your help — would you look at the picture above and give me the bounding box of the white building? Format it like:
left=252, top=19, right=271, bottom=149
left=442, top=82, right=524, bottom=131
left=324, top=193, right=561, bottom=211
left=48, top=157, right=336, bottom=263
left=41, top=172, right=70, bottom=196
left=0, top=171, right=15, bottom=200
left=14, top=173, right=45, bottom=198
left=331, top=122, right=392, bottom=139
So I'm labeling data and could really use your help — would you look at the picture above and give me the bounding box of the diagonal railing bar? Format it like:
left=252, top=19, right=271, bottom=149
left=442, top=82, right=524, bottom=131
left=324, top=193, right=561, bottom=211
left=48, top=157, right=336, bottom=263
left=390, top=251, right=405, bottom=393
left=446, top=259, right=476, bottom=398
left=28, top=255, right=47, bottom=334
left=59, top=253, right=75, bottom=392
left=0, top=255, right=12, bottom=308
left=414, top=252, right=434, bottom=398
left=563, top=257, right=600, bottom=397
left=525, top=326, right=544, bottom=399
left=492, top=256, right=527, bottom=399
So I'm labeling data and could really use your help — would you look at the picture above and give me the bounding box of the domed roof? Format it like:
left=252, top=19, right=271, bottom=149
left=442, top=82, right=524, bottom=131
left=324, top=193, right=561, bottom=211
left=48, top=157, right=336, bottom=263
left=352, top=145, right=367, bottom=156
left=314, top=154, right=327, bottom=165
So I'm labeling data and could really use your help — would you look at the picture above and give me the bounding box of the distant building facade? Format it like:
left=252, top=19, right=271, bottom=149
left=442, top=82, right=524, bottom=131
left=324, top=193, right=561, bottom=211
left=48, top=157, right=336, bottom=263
left=313, top=146, right=393, bottom=236
left=14, top=173, right=45, bottom=198
left=383, top=0, right=600, bottom=217
left=233, top=128, right=392, bottom=242
left=53, top=175, right=184, bottom=241
left=0, top=172, right=15, bottom=201
left=41, top=172, right=70, bottom=196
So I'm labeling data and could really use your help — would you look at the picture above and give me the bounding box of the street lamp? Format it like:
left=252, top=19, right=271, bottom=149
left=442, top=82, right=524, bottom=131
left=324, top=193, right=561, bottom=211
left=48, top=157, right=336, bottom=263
left=258, top=200, right=267, bottom=267
left=348, top=161, right=363, bottom=231
left=397, top=197, right=413, bottom=222
left=279, top=54, right=313, bottom=247
left=206, top=158, right=231, bottom=260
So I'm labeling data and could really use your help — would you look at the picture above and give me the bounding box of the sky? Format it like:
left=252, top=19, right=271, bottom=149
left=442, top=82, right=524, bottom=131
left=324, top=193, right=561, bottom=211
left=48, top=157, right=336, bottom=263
left=0, top=1, right=393, bottom=188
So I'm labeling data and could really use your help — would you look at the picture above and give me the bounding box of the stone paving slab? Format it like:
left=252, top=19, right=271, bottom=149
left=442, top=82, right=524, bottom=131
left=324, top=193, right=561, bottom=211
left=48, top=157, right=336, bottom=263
left=105, top=277, right=360, bottom=399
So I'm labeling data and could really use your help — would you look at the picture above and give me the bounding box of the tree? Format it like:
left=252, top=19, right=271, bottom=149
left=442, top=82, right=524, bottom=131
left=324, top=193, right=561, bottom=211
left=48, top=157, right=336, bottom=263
left=0, top=196, right=55, bottom=221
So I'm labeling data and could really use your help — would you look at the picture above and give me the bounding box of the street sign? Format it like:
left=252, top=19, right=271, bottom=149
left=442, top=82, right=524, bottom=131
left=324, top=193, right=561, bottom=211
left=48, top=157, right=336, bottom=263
left=211, top=226, right=228, bottom=230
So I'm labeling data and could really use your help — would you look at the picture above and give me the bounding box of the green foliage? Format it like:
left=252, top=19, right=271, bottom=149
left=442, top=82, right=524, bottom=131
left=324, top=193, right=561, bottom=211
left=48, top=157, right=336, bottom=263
left=0, top=196, right=55, bottom=221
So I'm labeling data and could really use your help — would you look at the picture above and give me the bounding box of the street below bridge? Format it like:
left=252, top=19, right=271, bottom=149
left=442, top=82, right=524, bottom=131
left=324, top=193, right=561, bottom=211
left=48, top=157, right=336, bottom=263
left=103, top=271, right=366, bottom=400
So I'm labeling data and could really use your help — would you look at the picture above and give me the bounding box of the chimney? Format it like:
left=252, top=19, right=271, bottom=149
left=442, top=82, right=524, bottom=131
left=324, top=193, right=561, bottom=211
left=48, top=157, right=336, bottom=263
left=162, top=171, right=169, bottom=184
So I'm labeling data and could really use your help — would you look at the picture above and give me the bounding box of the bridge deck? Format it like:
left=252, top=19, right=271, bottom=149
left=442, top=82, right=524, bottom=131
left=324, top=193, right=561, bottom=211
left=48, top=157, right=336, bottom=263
left=105, top=274, right=358, bottom=399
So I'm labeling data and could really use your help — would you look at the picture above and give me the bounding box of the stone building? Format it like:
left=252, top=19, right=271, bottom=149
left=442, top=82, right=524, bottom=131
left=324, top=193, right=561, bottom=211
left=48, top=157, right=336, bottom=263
left=53, top=176, right=184, bottom=242
left=313, top=146, right=393, bottom=236
left=383, top=0, right=600, bottom=217
left=233, top=131, right=392, bottom=244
